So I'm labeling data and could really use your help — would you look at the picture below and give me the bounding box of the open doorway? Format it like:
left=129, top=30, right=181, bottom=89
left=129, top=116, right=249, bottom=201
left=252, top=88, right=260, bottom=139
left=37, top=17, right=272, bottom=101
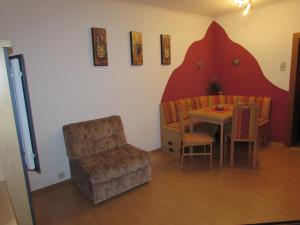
left=286, top=32, right=300, bottom=147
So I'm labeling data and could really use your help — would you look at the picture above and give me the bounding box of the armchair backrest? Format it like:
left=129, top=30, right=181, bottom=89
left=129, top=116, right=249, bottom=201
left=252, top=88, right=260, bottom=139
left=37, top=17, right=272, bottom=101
left=63, top=115, right=127, bottom=160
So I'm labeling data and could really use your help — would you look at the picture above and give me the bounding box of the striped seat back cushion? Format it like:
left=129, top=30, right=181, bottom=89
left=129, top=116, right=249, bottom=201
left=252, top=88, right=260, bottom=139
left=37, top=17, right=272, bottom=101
left=255, top=97, right=271, bottom=121
left=196, top=95, right=224, bottom=108
left=162, top=98, right=200, bottom=124
left=233, top=103, right=259, bottom=140
left=231, top=96, right=256, bottom=105
left=162, top=101, right=178, bottom=124
left=161, top=95, right=267, bottom=125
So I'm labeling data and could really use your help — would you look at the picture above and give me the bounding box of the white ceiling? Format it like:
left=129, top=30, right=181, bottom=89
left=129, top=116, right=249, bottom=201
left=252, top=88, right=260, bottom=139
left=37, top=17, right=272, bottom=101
left=114, top=0, right=284, bottom=17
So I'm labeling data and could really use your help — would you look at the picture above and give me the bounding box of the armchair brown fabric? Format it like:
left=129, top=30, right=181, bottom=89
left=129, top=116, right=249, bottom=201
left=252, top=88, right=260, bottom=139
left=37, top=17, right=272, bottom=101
left=63, top=116, right=151, bottom=204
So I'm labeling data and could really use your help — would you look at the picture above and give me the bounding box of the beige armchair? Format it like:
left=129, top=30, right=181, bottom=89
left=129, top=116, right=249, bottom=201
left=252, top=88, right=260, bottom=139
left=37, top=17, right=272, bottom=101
left=63, top=115, right=151, bottom=204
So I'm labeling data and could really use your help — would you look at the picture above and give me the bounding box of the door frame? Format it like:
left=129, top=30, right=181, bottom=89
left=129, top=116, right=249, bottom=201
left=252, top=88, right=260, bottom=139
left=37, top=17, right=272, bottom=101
left=286, top=32, right=300, bottom=146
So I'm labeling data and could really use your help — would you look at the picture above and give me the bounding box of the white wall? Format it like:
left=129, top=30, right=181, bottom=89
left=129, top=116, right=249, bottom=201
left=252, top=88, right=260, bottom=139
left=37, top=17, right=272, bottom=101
left=0, top=0, right=212, bottom=190
left=0, top=162, right=3, bottom=181
left=0, top=167, right=4, bottom=181
left=215, top=0, right=300, bottom=91
left=0, top=43, right=9, bottom=183
left=0, top=134, right=3, bottom=181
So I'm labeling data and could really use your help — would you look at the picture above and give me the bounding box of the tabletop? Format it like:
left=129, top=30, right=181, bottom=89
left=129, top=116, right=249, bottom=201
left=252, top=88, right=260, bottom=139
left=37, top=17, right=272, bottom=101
left=188, top=104, right=233, bottom=124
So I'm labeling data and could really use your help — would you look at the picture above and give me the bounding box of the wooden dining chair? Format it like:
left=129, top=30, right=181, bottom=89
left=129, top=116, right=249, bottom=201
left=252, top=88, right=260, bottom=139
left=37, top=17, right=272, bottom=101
left=230, top=102, right=260, bottom=168
left=176, top=104, right=214, bottom=169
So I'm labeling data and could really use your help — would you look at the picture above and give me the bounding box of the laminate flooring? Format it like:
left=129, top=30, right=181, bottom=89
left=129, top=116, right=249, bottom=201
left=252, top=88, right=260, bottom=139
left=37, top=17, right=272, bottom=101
left=32, top=143, right=300, bottom=225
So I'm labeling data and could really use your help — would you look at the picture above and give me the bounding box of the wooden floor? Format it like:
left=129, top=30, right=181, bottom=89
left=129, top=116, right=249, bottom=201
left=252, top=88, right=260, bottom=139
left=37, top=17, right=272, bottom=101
left=32, top=143, right=300, bottom=225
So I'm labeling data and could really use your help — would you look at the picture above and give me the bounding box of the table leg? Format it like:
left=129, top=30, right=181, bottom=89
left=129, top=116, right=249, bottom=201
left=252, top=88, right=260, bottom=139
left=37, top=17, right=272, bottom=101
left=220, top=123, right=224, bottom=168
left=189, top=119, right=194, bottom=157
left=190, top=118, right=194, bottom=133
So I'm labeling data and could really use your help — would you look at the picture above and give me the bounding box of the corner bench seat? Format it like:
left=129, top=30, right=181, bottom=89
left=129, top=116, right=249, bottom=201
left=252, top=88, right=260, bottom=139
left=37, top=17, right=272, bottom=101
left=160, top=95, right=271, bottom=154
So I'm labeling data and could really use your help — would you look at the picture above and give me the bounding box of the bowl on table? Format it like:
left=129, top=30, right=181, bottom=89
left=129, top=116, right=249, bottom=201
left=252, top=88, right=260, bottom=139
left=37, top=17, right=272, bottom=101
left=215, top=104, right=225, bottom=111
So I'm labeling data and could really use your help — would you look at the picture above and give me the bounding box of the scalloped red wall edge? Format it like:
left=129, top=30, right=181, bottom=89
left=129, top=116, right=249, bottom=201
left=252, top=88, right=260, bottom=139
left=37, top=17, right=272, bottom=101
left=161, top=21, right=288, bottom=143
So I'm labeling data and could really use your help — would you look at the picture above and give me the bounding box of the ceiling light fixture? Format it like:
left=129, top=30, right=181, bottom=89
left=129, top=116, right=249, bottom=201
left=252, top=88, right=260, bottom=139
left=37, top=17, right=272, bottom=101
left=234, top=0, right=252, bottom=15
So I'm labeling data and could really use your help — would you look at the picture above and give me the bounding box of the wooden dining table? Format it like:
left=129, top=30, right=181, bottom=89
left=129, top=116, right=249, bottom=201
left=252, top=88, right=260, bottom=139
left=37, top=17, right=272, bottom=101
left=188, top=104, right=233, bottom=168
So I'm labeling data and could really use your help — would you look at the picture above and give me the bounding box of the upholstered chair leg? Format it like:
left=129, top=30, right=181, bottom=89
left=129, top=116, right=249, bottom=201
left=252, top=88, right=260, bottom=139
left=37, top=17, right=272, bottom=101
left=248, top=142, right=252, bottom=164
left=210, top=144, right=213, bottom=169
left=175, top=140, right=182, bottom=156
left=189, top=146, right=193, bottom=158
left=248, top=142, right=252, bottom=154
left=179, top=146, right=182, bottom=162
left=181, top=146, right=185, bottom=169
left=224, top=134, right=227, bottom=159
left=253, top=141, right=257, bottom=169
left=230, top=141, right=234, bottom=167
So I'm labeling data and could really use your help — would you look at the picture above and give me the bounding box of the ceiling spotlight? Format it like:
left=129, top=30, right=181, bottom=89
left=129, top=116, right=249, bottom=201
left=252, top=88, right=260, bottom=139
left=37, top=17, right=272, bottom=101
left=234, top=0, right=252, bottom=15
left=242, top=2, right=251, bottom=15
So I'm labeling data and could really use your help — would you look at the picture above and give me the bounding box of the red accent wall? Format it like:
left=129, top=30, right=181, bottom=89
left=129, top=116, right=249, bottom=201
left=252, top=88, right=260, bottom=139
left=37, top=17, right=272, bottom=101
left=161, top=21, right=288, bottom=143
left=161, top=22, right=215, bottom=101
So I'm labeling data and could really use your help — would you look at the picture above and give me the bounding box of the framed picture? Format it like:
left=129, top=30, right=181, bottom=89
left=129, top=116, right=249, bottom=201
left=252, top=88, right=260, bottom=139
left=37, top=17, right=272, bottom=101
left=91, top=27, right=108, bottom=66
left=130, top=31, right=143, bottom=65
left=160, top=34, right=171, bottom=65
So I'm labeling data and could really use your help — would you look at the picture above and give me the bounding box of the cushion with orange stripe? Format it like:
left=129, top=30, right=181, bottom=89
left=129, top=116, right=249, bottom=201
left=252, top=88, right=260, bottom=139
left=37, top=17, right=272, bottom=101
left=162, top=95, right=270, bottom=125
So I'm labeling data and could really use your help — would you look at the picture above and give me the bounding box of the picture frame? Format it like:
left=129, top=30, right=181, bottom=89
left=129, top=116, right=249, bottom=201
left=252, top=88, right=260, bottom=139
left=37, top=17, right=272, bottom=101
left=130, top=31, right=143, bottom=65
left=91, top=27, right=108, bottom=66
left=160, top=34, right=171, bottom=65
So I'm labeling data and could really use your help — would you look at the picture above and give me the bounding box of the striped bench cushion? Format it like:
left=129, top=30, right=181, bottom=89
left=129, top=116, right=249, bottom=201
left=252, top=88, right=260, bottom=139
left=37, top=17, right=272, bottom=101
left=162, top=95, right=270, bottom=125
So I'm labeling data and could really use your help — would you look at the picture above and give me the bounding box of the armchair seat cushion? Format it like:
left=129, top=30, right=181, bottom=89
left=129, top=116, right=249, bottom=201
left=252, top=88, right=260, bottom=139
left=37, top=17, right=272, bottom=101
left=71, top=144, right=151, bottom=184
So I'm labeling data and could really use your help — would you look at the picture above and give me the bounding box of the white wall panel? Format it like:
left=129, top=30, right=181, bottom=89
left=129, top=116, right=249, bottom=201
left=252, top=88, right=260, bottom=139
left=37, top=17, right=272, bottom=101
left=0, top=0, right=212, bottom=190
left=216, top=0, right=300, bottom=91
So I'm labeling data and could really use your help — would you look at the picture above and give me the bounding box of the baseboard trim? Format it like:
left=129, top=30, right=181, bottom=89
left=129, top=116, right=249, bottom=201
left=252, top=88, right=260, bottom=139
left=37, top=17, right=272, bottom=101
left=31, top=179, right=72, bottom=196
left=268, top=141, right=300, bottom=150
left=289, top=145, right=300, bottom=151
left=32, top=148, right=161, bottom=195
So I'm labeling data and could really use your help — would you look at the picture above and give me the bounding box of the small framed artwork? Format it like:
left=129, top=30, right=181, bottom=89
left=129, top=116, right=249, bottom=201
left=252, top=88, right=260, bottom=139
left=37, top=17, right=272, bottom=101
left=91, top=27, right=108, bottom=66
left=130, top=31, right=143, bottom=65
left=160, top=34, right=171, bottom=65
